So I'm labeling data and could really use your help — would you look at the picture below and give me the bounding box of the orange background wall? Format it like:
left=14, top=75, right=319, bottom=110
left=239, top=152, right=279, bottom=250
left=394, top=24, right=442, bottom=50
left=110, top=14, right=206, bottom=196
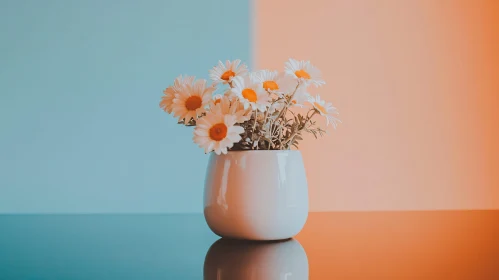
left=255, top=0, right=499, bottom=210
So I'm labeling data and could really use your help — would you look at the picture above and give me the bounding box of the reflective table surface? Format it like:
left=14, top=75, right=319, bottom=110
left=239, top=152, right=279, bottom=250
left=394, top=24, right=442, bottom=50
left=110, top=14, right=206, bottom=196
left=1, top=211, right=498, bottom=279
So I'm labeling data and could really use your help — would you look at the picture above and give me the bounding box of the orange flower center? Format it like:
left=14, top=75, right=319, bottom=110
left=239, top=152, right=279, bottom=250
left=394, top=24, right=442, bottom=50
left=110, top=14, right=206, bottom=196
left=242, top=89, right=258, bottom=102
left=295, top=69, right=311, bottom=79
left=263, top=80, right=279, bottom=91
left=214, top=98, right=221, bottom=105
left=185, top=96, right=202, bottom=111
left=314, top=102, right=326, bottom=114
left=209, top=123, right=228, bottom=141
left=291, top=100, right=297, bottom=104
left=221, top=70, right=235, bottom=81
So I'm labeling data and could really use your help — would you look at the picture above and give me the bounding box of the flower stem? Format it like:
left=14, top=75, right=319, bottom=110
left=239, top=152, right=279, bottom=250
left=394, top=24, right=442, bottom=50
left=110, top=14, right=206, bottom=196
left=282, top=110, right=318, bottom=148
left=275, top=82, right=300, bottom=121
left=251, top=110, right=258, bottom=149
left=302, top=110, right=317, bottom=129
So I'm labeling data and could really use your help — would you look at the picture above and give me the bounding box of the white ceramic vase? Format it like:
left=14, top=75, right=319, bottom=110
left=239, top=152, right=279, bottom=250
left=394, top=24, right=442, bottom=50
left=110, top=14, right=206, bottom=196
left=203, top=150, right=309, bottom=240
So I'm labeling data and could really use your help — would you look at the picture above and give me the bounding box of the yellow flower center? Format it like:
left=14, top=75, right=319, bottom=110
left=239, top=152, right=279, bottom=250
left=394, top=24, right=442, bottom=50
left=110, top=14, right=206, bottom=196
left=242, top=89, right=258, bottom=102
left=263, top=80, right=279, bottom=91
left=295, top=69, right=311, bottom=79
left=314, top=102, right=326, bottom=114
left=209, top=123, right=228, bottom=141
left=185, top=96, right=202, bottom=111
left=221, top=70, right=235, bottom=81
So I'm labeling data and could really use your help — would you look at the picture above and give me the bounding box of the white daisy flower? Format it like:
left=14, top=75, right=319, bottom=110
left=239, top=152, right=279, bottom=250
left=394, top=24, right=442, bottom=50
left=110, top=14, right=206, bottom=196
left=160, top=75, right=195, bottom=113
left=285, top=58, right=325, bottom=87
left=208, top=94, right=223, bottom=108
left=210, top=95, right=252, bottom=123
left=209, top=59, right=248, bottom=85
left=172, top=79, right=214, bottom=124
left=231, top=76, right=270, bottom=112
left=308, top=94, right=340, bottom=128
left=193, top=112, right=244, bottom=155
left=250, top=70, right=296, bottom=96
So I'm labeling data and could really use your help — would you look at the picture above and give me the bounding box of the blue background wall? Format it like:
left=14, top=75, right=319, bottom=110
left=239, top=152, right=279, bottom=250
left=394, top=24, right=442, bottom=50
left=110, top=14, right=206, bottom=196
left=0, top=0, right=251, bottom=213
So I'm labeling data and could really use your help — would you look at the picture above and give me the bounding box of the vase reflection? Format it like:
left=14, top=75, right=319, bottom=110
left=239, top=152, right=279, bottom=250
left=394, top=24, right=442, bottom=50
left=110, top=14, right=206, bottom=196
left=204, top=238, right=308, bottom=280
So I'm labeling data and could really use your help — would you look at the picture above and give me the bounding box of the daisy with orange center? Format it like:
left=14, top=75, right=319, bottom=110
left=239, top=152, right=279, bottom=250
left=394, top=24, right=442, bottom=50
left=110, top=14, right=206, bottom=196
left=285, top=58, right=325, bottom=87
left=210, top=95, right=252, bottom=123
left=172, top=79, right=214, bottom=124
left=209, top=59, right=248, bottom=85
left=208, top=94, right=223, bottom=108
left=231, top=76, right=270, bottom=112
left=160, top=75, right=195, bottom=113
left=193, top=112, right=244, bottom=155
left=308, top=95, right=340, bottom=128
left=251, top=70, right=295, bottom=96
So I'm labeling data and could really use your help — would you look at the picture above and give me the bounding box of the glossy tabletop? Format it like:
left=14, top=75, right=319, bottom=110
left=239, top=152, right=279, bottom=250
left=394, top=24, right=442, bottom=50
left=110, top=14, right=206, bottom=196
left=1, top=211, right=498, bottom=279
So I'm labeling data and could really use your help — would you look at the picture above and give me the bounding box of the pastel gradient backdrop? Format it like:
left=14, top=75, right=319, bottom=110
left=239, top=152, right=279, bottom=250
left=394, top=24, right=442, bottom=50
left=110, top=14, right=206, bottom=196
left=1, top=0, right=498, bottom=213
left=255, top=0, right=499, bottom=211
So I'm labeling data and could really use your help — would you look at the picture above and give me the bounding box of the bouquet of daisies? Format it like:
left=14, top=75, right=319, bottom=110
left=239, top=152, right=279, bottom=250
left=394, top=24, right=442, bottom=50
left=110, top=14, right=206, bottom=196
left=160, top=59, right=340, bottom=155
